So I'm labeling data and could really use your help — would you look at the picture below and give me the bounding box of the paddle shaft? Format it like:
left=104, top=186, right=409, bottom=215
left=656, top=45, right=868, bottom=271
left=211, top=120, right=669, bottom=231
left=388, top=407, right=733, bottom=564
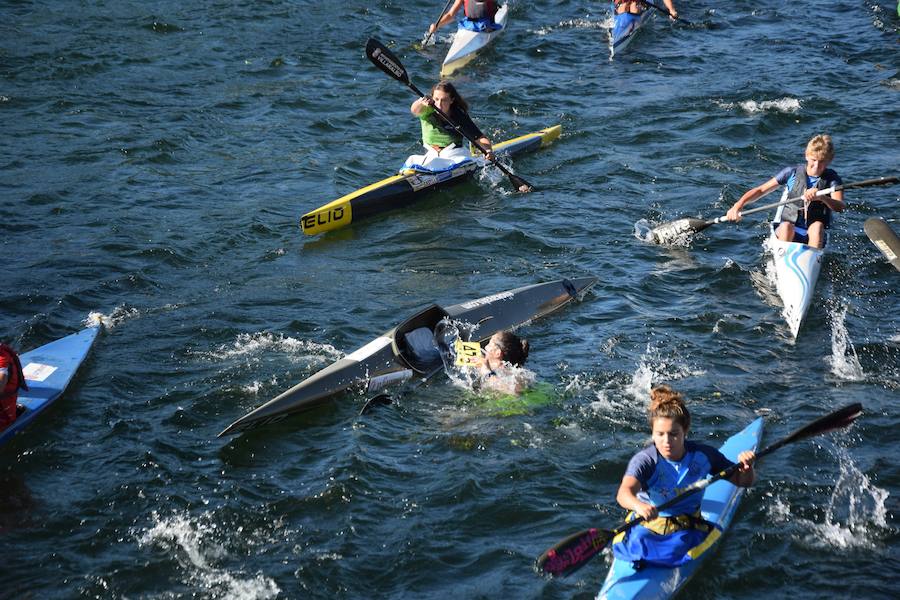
left=711, top=176, right=900, bottom=226
left=366, top=38, right=532, bottom=191
left=639, top=0, right=692, bottom=25
left=422, top=0, right=455, bottom=46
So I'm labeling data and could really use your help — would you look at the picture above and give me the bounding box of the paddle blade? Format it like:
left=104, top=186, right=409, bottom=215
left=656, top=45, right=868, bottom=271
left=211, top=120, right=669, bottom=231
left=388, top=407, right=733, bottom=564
left=761, top=403, right=863, bottom=458
left=508, top=173, right=533, bottom=193
left=359, top=393, right=393, bottom=415
left=366, top=38, right=410, bottom=85
left=864, top=217, right=900, bottom=271
left=536, top=528, right=614, bottom=577
left=649, top=218, right=711, bottom=245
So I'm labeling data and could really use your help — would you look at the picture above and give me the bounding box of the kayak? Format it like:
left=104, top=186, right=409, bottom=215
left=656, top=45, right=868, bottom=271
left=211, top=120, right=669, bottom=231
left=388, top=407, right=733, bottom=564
left=610, top=5, right=653, bottom=57
left=218, top=276, right=597, bottom=436
left=764, top=192, right=827, bottom=338
left=0, top=325, right=101, bottom=448
left=598, top=417, right=764, bottom=599
left=300, top=124, right=561, bottom=236
left=441, top=4, right=509, bottom=77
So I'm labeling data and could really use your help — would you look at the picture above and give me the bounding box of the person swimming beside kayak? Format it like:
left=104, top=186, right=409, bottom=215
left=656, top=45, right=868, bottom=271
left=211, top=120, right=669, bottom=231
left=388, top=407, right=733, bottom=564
left=614, top=0, right=678, bottom=19
left=428, top=0, right=504, bottom=35
left=408, top=80, right=494, bottom=170
left=612, top=385, right=755, bottom=568
left=726, top=134, right=843, bottom=249
left=0, top=342, right=28, bottom=431
left=469, top=330, right=530, bottom=395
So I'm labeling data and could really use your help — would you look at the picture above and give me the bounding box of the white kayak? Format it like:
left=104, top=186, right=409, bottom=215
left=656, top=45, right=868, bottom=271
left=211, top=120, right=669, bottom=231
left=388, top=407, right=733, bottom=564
left=441, top=4, right=509, bottom=77
left=764, top=191, right=827, bottom=338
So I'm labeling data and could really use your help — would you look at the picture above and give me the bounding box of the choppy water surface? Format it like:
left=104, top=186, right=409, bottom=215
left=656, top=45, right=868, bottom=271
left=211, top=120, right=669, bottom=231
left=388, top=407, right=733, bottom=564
left=2, top=1, right=899, bottom=598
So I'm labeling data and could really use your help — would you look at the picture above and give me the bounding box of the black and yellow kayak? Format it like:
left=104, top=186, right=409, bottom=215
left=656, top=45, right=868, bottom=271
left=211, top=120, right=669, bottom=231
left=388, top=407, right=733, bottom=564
left=218, top=276, right=595, bottom=437
left=300, top=125, right=562, bottom=236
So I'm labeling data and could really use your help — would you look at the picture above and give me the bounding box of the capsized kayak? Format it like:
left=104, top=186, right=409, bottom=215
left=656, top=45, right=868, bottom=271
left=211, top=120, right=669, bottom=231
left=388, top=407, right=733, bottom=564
left=0, top=325, right=100, bottom=448
left=218, top=276, right=597, bottom=436
left=441, top=4, right=509, bottom=77
left=764, top=190, right=827, bottom=338
left=598, top=417, right=764, bottom=599
left=610, top=5, right=653, bottom=57
left=300, top=124, right=561, bottom=236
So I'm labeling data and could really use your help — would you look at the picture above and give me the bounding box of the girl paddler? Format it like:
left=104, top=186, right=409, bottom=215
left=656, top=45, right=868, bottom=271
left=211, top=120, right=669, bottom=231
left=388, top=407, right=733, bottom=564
left=409, top=81, right=494, bottom=169
left=612, top=385, right=755, bottom=568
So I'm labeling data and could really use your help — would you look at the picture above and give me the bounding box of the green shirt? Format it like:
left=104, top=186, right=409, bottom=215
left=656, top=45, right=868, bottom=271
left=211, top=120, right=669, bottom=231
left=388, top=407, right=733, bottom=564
left=417, top=105, right=485, bottom=148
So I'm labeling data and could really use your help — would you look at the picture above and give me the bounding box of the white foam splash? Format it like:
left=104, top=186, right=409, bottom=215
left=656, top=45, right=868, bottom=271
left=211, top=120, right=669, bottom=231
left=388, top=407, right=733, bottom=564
left=85, top=306, right=140, bottom=329
left=198, top=332, right=342, bottom=364
left=138, top=512, right=280, bottom=599
left=828, top=304, right=865, bottom=381
left=716, top=97, right=801, bottom=114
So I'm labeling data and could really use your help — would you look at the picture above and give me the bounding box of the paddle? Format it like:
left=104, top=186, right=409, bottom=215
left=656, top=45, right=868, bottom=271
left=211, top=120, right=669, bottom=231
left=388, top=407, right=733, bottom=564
left=639, top=0, right=693, bottom=25
left=365, top=37, right=534, bottom=193
left=536, top=402, right=864, bottom=577
left=864, top=217, right=900, bottom=271
left=421, top=0, right=455, bottom=47
left=650, top=176, right=900, bottom=245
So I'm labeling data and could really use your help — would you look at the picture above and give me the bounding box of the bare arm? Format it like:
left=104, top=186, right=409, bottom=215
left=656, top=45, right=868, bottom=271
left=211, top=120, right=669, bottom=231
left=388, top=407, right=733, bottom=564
left=616, top=475, right=658, bottom=520
left=805, top=187, right=844, bottom=212
left=727, top=177, right=781, bottom=222
left=727, top=450, right=756, bottom=488
left=429, top=0, right=464, bottom=33
left=662, top=0, right=678, bottom=19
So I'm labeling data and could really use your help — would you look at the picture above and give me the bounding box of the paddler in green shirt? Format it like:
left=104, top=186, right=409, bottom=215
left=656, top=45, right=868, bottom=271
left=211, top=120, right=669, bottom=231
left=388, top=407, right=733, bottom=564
left=409, top=80, right=495, bottom=170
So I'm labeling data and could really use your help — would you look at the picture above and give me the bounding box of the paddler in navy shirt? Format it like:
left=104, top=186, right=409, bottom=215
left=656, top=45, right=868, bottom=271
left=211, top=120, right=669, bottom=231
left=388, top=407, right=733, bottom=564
left=726, top=134, right=844, bottom=249
left=409, top=80, right=494, bottom=168
left=612, top=385, right=755, bottom=568
left=428, top=0, right=503, bottom=35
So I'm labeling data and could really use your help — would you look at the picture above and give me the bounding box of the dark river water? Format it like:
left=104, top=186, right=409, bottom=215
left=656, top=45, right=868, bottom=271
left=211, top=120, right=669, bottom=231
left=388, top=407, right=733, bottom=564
left=2, top=1, right=899, bottom=598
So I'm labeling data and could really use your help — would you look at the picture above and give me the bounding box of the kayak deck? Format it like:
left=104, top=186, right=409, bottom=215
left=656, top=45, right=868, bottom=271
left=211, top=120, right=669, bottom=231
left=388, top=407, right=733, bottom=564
left=598, top=417, right=764, bottom=599
left=300, top=124, right=561, bottom=236
left=441, top=5, right=509, bottom=77
left=610, top=7, right=653, bottom=57
left=0, top=326, right=101, bottom=448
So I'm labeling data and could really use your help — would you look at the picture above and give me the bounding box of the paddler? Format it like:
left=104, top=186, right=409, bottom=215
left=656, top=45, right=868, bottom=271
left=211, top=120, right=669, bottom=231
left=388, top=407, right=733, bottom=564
left=0, top=342, right=28, bottom=431
left=471, top=330, right=530, bottom=395
left=409, top=80, right=495, bottom=169
left=614, top=0, right=678, bottom=20
left=612, top=385, right=755, bottom=568
left=428, top=0, right=504, bottom=36
left=725, top=134, right=844, bottom=249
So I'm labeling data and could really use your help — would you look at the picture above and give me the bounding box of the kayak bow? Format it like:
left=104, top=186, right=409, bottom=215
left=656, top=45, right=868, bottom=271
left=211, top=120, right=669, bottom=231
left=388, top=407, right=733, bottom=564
left=218, top=277, right=596, bottom=437
left=301, top=125, right=560, bottom=236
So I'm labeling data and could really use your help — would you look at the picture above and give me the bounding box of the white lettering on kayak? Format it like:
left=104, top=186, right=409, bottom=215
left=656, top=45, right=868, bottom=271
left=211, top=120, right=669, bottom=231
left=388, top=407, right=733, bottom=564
left=458, top=291, right=514, bottom=310
left=23, top=362, right=58, bottom=382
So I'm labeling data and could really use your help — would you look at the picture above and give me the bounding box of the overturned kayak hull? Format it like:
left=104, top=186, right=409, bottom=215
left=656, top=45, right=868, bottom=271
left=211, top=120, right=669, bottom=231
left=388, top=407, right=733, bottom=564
left=441, top=4, right=509, bottom=77
left=598, top=417, right=764, bottom=599
left=219, top=276, right=597, bottom=436
left=301, top=125, right=561, bottom=236
left=610, top=6, right=652, bottom=57
left=0, top=326, right=100, bottom=448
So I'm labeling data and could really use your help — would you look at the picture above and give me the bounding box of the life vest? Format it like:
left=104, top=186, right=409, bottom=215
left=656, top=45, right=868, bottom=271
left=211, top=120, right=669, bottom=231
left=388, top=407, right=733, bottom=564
left=779, top=165, right=829, bottom=226
left=612, top=510, right=720, bottom=568
left=0, top=343, right=28, bottom=401
left=464, top=0, right=496, bottom=20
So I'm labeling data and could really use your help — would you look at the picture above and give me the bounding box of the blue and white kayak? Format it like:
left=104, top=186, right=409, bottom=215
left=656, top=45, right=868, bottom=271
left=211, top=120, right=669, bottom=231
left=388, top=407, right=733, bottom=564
left=0, top=325, right=101, bottom=448
left=441, top=4, right=509, bottom=76
left=598, top=417, right=764, bottom=599
left=610, top=5, right=653, bottom=57
left=764, top=190, right=827, bottom=338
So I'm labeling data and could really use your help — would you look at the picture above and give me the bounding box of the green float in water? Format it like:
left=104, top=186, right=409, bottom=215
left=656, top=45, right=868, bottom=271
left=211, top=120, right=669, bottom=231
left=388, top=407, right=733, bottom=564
left=472, top=382, right=555, bottom=417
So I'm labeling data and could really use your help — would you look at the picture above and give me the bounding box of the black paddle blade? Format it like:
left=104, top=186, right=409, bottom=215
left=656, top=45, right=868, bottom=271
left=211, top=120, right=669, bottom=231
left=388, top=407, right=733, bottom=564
left=359, top=393, right=393, bottom=415
left=864, top=217, right=900, bottom=271
left=649, top=218, right=710, bottom=245
left=366, top=38, right=410, bottom=85
left=508, top=173, right=533, bottom=193
left=536, top=528, right=614, bottom=577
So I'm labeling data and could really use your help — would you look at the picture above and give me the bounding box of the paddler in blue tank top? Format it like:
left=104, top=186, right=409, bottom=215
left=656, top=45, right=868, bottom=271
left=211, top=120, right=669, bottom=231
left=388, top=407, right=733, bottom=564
left=428, top=0, right=503, bottom=35
left=612, top=385, right=755, bottom=568
left=409, top=80, right=494, bottom=169
left=726, top=134, right=844, bottom=249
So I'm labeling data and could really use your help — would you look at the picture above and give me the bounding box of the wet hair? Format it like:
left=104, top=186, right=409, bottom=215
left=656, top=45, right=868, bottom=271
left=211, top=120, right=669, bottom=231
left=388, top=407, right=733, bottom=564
left=493, top=331, right=529, bottom=367
left=648, top=384, right=690, bottom=431
left=806, top=134, right=834, bottom=161
left=431, top=80, right=469, bottom=113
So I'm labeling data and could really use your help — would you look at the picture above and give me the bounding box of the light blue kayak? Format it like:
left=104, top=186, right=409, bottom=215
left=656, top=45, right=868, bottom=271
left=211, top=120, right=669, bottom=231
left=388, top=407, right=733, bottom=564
left=0, top=326, right=101, bottom=448
left=597, top=417, right=764, bottom=599
left=610, top=5, right=653, bottom=57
